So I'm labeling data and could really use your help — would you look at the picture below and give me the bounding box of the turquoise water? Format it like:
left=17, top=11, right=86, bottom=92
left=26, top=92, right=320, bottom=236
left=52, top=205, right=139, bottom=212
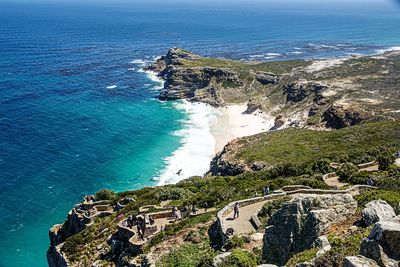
left=1, top=1, right=400, bottom=266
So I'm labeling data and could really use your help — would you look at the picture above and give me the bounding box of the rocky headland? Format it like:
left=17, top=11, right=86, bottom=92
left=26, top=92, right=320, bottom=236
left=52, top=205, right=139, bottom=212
left=47, top=48, right=400, bottom=267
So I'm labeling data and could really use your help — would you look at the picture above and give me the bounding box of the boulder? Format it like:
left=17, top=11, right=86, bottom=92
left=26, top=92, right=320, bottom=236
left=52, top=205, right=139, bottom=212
left=360, top=221, right=400, bottom=266
left=244, top=100, right=262, bottom=114
left=343, top=255, right=380, bottom=267
left=314, top=235, right=331, bottom=258
left=213, top=252, right=231, bottom=266
left=362, top=200, right=396, bottom=226
left=263, top=193, right=357, bottom=265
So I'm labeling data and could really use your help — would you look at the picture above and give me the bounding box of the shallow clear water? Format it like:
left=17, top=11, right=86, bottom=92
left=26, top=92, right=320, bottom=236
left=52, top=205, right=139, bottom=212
left=0, top=1, right=400, bottom=266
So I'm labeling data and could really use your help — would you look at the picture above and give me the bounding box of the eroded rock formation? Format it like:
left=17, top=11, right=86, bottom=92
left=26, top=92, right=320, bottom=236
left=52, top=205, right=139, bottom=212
left=263, top=193, right=357, bottom=265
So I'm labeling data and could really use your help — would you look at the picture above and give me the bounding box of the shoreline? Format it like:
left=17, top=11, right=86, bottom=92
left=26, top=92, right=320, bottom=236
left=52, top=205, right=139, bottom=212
left=210, top=104, right=275, bottom=154
left=143, top=45, right=400, bottom=186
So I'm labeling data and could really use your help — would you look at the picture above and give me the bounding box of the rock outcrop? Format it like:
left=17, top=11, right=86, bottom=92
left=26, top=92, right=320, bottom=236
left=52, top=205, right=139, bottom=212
left=323, top=106, right=371, bottom=129
left=344, top=255, right=380, bottom=267
left=362, top=200, right=396, bottom=226
left=263, top=193, right=357, bottom=265
left=255, top=72, right=281, bottom=85
left=47, top=244, right=69, bottom=267
left=283, top=82, right=328, bottom=103
left=145, top=48, right=245, bottom=106
left=360, top=221, right=400, bottom=267
left=209, top=144, right=246, bottom=176
left=159, top=66, right=243, bottom=106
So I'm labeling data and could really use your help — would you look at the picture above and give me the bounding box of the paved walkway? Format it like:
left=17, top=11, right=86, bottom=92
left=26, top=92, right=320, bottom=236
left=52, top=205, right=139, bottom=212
left=359, top=164, right=379, bottom=172
left=222, top=199, right=272, bottom=235
left=325, top=175, right=348, bottom=188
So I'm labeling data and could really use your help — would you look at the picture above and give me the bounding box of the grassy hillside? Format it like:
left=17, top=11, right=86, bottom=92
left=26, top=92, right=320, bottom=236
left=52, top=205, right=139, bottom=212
left=232, top=121, right=400, bottom=166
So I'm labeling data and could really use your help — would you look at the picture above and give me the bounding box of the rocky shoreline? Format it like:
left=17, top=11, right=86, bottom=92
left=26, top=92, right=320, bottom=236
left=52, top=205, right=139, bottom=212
left=47, top=48, right=400, bottom=267
left=144, top=48, right=400, bottom=130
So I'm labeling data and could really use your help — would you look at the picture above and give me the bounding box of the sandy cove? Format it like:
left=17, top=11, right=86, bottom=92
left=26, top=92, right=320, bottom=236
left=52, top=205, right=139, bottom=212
left=210, top=104, right=275, bottom=153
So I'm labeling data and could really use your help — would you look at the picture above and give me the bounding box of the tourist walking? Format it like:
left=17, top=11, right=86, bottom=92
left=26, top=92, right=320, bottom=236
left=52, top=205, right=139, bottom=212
left=233, top=202, right=240, bottom=219
left=204, top=202, right=208, bottom=212
left=172, top=206, right=178, bottom=221
left=191, top=204, right=197, bottom=215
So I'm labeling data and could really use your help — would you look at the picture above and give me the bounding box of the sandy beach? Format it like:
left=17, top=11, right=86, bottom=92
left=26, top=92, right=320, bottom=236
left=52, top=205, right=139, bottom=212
left=210, top=104, right=275, bottom=153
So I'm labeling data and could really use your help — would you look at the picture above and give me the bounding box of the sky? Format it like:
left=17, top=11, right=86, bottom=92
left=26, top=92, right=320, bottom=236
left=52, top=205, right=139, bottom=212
left=0, top=0, right=397, bottom=6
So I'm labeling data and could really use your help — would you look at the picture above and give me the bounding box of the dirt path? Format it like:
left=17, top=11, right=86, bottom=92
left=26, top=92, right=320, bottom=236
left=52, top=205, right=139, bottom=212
left=324, top=175, right=348, bottom=188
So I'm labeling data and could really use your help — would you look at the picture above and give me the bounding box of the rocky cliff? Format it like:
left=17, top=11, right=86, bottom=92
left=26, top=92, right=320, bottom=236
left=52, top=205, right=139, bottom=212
left=146, top=48, right=400, bottom=129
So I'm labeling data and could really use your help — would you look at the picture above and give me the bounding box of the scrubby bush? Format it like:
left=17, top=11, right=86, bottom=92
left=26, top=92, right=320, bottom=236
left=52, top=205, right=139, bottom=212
left=156, top=243, right=215, bottom=267
left=225, top=235, right=246, bottom=250
left=355, top=189, right=400, bottom=214
left=337, top=163, right=358, bottom=181
left=219, top=249, right=258, bottom=267
left=314, top=228, right=371, bottom=267
left=286, top=248, right=319, bottom=267
left=155, top=187, right=193, bottom=201
left=95, top=189, right=116, bottom=201
left=377, top=152, right=395, bottom=171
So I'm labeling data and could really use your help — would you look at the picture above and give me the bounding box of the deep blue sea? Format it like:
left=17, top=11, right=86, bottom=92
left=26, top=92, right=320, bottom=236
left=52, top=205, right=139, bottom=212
left=1, top=0, right=400, bottom=266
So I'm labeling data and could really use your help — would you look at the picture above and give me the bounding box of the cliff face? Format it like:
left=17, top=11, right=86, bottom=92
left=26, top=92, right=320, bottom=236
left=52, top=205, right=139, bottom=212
left=146, top=48, right=400, bottom=129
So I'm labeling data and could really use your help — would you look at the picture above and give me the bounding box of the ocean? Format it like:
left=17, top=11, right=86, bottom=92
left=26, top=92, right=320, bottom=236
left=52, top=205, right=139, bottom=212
left=0, top=0, right=399, bottom=266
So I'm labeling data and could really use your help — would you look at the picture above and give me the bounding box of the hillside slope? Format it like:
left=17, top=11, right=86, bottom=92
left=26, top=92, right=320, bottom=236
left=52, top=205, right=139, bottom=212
left=146, top=48, right=400, bottom=129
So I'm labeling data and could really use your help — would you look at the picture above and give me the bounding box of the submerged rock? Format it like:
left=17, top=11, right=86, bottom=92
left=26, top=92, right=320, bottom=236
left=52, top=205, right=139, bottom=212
left=362, top=200, right=396, bottom=226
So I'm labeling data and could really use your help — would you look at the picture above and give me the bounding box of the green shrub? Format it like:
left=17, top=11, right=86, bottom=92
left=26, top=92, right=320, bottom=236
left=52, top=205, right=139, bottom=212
left=155, top=187, right=193, bottom=201
left=286, top=248, right=319, bottom=267
left=225, top=235, right=246, bottom=250
left=219, top=249, right=258, bottom=267
left=377, top=152, right=395, bottom=171
left=355, top=189, right=400, bottom=214
left=314, top=228, right=371, bottom=267
left=156, top=243, right=215, bottom=267
left=337, top=163, right=358, bottom=181
left=95, top=189, right=116, bottom=201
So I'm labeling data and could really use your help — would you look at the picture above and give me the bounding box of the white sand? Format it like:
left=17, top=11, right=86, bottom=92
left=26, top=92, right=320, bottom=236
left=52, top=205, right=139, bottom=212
left=305, top=58, right=349, bottom=73
left=210, top=104, right=275, bottom=153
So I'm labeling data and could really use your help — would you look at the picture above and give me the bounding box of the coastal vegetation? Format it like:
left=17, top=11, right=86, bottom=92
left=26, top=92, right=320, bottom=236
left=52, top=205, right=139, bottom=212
left=47, top=48, right=400, bottom=267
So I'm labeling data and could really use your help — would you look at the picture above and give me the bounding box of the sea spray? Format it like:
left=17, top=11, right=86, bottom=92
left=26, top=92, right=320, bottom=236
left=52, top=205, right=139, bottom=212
left=156, top=100, right=218, bottom=185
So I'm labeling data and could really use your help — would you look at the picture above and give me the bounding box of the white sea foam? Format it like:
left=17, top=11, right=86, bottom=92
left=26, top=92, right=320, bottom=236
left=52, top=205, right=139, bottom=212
left=130, top=59, right=146, bottom=65
left=144, top=70, right=164, bottom=90
left=249, top=54, right=264, bottom=58
left=156, top=100, right=218, bottom=185
left=375, top=46, right=400, bottom=54
left=290, top=51, right=303, bottom=55
left=106, top=85, right=117, bottom=89
left=266, top=53, right=281, bottom=56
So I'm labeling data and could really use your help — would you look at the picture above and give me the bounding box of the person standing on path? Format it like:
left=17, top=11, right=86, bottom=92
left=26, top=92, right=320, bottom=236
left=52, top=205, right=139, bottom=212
left=233, top=202, right=240, bottom=219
